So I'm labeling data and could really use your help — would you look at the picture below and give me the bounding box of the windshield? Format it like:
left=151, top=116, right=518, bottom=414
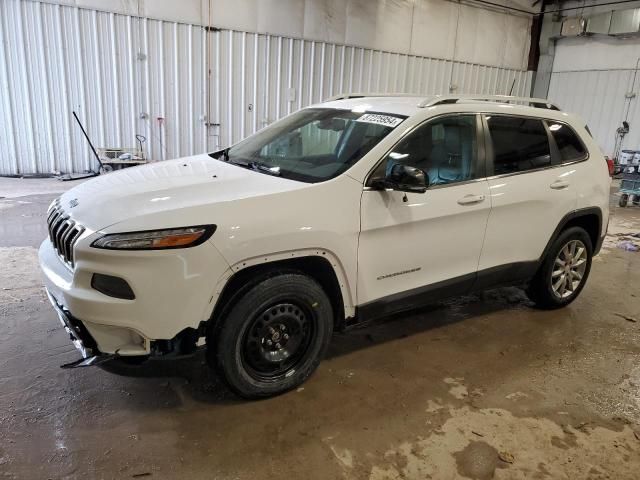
left=210, top=108, right=405, bottom=183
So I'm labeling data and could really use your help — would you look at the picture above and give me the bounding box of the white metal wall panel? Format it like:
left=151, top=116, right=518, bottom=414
left=0, top=0, right=533, bottom=175
left=33, top=0, right=537, bottom=69
left=0, top=0, right=208, bottom=175
left=548, top=38, right=640, bottom=157
left=212, top=32, right=532, bottom=150
left=553, top=36, right=640, bottom=72
left=139, top=17, right=207, bottom=163
left=548, top=69, right=640, bottom=157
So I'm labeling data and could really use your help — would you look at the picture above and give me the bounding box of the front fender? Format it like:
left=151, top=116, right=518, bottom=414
left=202, top=248, right=355, bottom=322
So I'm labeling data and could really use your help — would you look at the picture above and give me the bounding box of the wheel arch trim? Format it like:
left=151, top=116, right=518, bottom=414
left=203, top=248, right=355, bottom=325
left=540, top=207, right=603, bottom=261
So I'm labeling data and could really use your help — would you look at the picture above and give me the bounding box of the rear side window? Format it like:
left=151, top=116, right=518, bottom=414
left=546, top=121, right=587, bottom=162
left=486, top=116, right=551, bottom=175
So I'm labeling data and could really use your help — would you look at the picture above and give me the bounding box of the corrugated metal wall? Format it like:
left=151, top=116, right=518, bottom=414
left=0, top=0, right=533, bottom=175
left=547, top=38, right=640, bottom=158
left=548, top=68, right=640, bottom=157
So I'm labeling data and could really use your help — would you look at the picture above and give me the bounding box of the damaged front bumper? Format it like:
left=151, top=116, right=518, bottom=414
left=45, top=288, right=198, bottom=368
left=45, top=289, right=116, bottom=368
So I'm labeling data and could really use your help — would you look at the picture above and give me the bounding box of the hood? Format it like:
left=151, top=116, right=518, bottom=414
left=58, top=154, right=307, bottom=231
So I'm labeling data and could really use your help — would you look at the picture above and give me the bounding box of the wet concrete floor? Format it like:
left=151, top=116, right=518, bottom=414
left=0, top=178, right=639, bottom=479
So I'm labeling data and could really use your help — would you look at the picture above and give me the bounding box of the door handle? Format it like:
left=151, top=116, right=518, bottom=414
left=550, top=180, right=570, bottom=190
left=457, top=194, right=486, bottom=205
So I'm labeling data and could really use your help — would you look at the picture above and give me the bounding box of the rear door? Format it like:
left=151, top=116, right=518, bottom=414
left=477, top=114, right=578, bottom=281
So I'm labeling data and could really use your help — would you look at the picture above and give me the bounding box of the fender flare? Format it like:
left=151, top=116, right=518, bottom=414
left=539, top=207, right=603, bottom=261
left=202, top=248, right=355, bottom=322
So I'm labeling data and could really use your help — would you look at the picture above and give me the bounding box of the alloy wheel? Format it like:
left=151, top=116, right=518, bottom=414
left=551, top=239, right=588, bottom=299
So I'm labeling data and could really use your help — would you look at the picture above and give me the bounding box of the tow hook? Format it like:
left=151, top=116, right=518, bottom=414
left=61, top=354, right=117, bottom=369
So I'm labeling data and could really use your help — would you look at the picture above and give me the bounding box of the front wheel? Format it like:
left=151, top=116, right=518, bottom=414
left=208, top=272, right=333, bottom=399
left=527, top=227, right=593, bottom=309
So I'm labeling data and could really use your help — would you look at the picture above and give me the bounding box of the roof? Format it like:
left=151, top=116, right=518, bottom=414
left=318, top=93, right=562, bottom=118
left=320, top=95, right=427, bottom=116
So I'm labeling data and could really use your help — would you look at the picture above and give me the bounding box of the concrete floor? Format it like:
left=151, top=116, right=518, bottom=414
left=1, top=177, right=639, bottom=480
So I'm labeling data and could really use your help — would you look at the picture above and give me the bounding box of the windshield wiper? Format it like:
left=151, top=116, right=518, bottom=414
left=214, top=151, right=281, bottom=177
left=248, top=161, right=281, bottom=176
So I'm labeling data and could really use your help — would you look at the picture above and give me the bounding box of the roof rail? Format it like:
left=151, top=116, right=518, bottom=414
left=418, top=95, right=561, bottom=111
left=326, top=92, right=421, bottom=102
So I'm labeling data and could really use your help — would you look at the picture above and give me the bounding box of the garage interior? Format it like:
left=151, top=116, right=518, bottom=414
left=1, top=0, right=639, bottom=478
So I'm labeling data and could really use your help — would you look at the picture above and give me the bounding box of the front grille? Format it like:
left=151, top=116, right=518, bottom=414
left=47, top=199, right=85, bottom=268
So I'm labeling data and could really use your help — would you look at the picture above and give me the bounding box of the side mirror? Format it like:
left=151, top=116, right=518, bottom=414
left=378, top=164, right=427, bottom=193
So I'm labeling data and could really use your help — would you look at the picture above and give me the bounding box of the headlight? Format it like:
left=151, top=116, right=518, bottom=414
left=91, top=225, right=216, bottom=250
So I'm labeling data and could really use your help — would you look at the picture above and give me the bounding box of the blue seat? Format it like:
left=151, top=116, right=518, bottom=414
left=427, top=123, right=473, bottom=185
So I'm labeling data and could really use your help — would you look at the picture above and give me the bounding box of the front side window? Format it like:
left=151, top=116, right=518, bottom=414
left=212, top=109, right=404, bottom=183
left=372, top=115, right=478, bottom=187
left=486, top=116, right=551, bottom=175
left=546, top=121, right=587, bottom=163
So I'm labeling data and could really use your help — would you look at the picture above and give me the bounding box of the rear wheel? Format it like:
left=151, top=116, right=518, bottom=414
left=527, top=227, right=593, bottom=309
left=208, top=273, right=333, bottom=398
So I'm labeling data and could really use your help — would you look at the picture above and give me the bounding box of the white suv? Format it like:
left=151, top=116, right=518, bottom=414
left=40, top=94, right=610, bottom=398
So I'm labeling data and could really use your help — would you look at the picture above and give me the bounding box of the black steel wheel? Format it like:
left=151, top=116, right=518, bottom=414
left=242, top=302, right=315, bottom=381
left=209, top=272, right=333, bottom=398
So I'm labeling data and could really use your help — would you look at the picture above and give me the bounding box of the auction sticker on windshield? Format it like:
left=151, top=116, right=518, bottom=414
left=357, top=114, right=403, bottom=128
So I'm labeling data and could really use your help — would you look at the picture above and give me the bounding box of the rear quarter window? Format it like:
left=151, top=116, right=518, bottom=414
left=546, top=121, right=587, bottom=163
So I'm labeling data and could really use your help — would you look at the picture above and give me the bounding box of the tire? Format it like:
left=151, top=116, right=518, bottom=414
left=632, top=195, right=640, bottom=206
left=527, top=227, right=593, bottom=310
left=619, top=193, right=629, bottom=207
left=208, top=272, right=333, bottom=399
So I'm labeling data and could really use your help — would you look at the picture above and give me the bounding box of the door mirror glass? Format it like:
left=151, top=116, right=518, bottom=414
left=382, top=163, right=427, bottom=193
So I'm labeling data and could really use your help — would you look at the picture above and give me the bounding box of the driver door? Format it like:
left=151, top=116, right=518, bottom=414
left=357, top=114, right=491, bottom=317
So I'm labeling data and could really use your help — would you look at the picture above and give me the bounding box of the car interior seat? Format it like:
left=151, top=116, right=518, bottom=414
left=427, top=122, right=473, bottom=185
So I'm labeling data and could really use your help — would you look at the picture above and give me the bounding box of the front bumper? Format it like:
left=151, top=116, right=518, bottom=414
left=39, top=235, right=231, bottom=355
left=46, top=288, right=98, bottom=358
